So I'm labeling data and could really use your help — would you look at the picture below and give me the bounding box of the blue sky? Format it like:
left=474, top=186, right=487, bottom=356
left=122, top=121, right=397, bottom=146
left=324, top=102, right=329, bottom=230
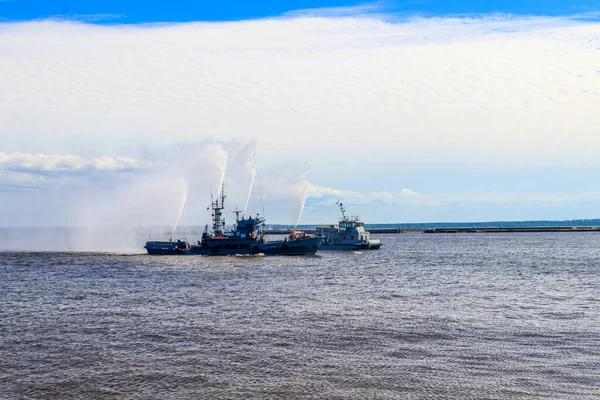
left=2, top=0, right=600, bottom=23
left=2, top=0, right=600, bottom=237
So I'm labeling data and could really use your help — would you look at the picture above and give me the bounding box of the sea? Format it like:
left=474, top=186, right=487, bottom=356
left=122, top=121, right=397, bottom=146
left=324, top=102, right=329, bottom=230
left=1, top=232, right=600, bottom=399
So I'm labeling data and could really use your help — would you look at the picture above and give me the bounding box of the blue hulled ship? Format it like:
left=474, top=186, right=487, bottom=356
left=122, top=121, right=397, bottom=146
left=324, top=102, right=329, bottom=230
left=145, top=188, right=321, bottom=256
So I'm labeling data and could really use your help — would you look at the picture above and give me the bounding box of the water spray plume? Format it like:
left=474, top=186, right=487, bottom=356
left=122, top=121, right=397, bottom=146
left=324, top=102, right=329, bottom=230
left=295, top=192, right=307, bottom=229
left=171, top=180, right=189, bottom=239
left=288, top=164, right=310, bottom=229
left=244, top=169, right=256, bottom=214
left=217, top=154, right=228, bottom=198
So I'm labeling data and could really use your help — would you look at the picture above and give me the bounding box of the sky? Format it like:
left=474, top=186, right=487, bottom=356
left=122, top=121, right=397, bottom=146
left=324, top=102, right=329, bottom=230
left=1, top=0, right=599, bottom=23
left=2, top=0, right=600, bottom=235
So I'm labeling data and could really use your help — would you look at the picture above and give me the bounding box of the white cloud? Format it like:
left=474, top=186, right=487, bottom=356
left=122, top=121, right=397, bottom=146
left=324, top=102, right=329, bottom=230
left=282, top=2, right=391, bottom=19
left=90, top=156, right=141, bottom=171
left=46, top=14, right=124, bottom=23
left=1, top=15, right=599, bottom=169
left=1, top=15, right=600, bottom=225
left=308, top=184, right=404, bottom=204
left=400, top=188, right=419, bottom=196
left=0, top=152, right=147, bottom=177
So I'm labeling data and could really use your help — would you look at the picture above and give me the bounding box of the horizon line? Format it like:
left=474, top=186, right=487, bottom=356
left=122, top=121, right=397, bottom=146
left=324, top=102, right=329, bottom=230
left=3, top=218, right=600, bottom=230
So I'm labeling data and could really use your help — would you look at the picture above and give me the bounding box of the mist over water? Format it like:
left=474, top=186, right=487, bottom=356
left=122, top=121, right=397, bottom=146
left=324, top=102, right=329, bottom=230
left=0, top=140, right=317, bottom=252
left=68, top=143, right=231, bottom=252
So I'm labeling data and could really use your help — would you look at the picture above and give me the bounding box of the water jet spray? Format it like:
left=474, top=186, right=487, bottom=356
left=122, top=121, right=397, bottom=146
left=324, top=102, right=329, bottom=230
left=171, top=180, right=189, bottom=240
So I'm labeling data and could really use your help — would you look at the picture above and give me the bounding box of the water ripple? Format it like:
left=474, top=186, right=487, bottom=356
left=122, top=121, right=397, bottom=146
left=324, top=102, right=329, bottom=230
left=1, top=233, right=600, bottom=398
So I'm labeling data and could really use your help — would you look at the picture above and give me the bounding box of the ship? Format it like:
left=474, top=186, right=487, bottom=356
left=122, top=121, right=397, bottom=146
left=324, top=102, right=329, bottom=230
left=315, top=201, right=383, bottom=250
left=144, top=187, right=321, bottom=256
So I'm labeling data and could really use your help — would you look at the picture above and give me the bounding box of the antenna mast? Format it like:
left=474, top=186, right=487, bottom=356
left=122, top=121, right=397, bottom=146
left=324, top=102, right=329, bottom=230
left=211, top=184, right=226, bottom=234
left=337, top=201, right=346, bottom=219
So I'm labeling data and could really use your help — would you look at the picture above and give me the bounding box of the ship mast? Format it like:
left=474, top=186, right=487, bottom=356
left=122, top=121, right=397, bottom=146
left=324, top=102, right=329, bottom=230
left=337, top=201, right=346, bottom=220
left=211, top=184, right=226, bottom=234
left=233, top=210, right=242, bottom=221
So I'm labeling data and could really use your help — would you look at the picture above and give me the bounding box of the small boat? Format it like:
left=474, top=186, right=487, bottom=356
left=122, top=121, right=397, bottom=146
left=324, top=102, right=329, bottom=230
left=316, top=201, right=382, bottom=250
left=145, top=187, right=321, bottom=256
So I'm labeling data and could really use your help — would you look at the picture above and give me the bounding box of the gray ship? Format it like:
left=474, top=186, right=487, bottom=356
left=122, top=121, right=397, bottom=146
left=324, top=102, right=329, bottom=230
left=316, top=201, right=383, bottom=250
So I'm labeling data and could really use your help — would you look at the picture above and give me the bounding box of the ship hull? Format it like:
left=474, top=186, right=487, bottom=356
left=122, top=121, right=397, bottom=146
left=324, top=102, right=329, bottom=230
left=146, top=247, right=181, bottom=255
left=145, top=237, right=320, bottom=256
left=144, top=241, right=187, bottom=255
left=319, top=241, right=383, bottom=251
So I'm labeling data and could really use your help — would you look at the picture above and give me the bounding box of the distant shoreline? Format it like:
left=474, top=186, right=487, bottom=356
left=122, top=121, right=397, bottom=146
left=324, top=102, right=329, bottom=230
left=2, top=219, right=600, bottom=231
left=265, top=226, right=600, bottom=234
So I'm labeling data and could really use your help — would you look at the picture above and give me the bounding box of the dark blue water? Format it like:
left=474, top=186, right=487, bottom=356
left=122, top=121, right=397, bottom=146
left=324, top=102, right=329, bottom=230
left=2, top=233, right=600, bottom=399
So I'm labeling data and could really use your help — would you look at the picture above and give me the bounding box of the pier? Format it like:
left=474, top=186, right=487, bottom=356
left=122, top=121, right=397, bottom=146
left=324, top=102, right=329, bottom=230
left=263, top=226, right=600, bottom=235
left=420, top=226, right=600, bottom=234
